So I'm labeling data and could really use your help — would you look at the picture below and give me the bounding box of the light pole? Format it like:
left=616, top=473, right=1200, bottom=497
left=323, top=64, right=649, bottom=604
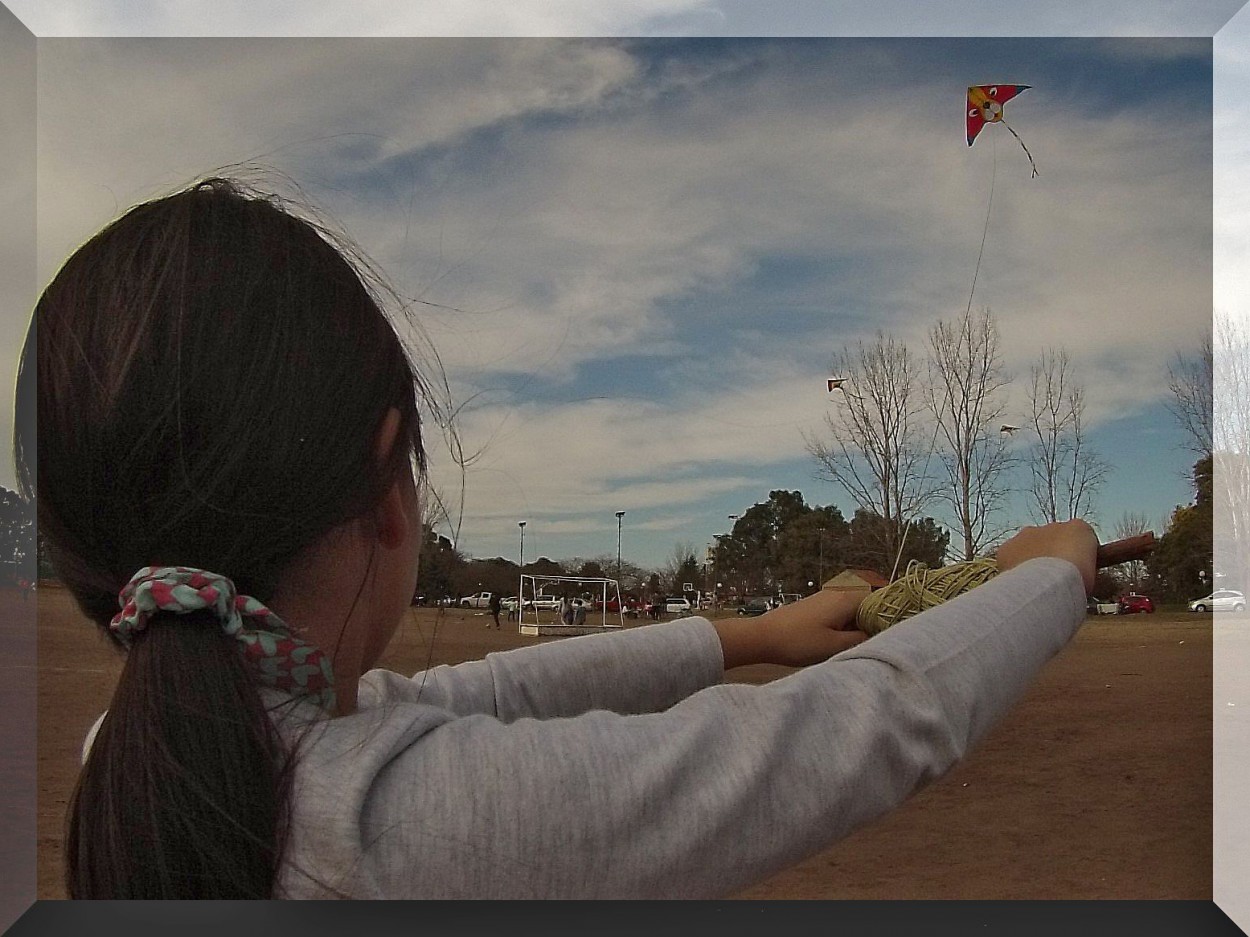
left=615, top=511, right=625, bottom=583
left=817, top=526, right=825, bottom=591
left=517, top=522, right=527, bottom=609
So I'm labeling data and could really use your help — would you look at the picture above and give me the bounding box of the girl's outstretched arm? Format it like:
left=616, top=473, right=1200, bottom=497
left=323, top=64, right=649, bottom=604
left=280, top=556, right=1087, bottom=899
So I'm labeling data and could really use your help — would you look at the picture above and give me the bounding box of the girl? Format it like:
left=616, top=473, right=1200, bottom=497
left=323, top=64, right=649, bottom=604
left=20, top=177, right=1096, bottom=899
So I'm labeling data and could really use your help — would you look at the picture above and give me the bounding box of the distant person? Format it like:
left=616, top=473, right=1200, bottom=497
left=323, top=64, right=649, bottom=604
left=559, top=595, right=574, bottom=627
left=572, top=599, right=587, bottom=627
left=40, top=176, right=1099, bottom=899
left=488, top=592, right=502, bottom=629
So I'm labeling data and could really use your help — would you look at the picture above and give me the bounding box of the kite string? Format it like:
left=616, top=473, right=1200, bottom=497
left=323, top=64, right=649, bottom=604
left=965, top=130, right=997, bottom=317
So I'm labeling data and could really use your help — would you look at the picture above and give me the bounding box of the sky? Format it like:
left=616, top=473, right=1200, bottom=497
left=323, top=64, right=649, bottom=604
left=0, top=2, right=1238, bottom=573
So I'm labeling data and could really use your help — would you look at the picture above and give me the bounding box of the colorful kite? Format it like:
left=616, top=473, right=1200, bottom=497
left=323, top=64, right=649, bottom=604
left=966, top=83, right=1036, bottom=177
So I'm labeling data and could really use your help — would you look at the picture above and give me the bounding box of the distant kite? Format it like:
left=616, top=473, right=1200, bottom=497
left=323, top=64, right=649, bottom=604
left=967, top=84, right=1037, bottom=177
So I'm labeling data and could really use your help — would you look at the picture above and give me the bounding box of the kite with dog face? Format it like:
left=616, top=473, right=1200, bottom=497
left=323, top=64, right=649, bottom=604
left=966, top=84, right=1036, bottom=175
left=967, top=84, right=1030, bottom=145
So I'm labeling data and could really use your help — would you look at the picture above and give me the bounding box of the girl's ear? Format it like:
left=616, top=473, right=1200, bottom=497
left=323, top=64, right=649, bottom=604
left=374, top=407, right=402, bottom=464
left=372, top=407, right=409, bottom=549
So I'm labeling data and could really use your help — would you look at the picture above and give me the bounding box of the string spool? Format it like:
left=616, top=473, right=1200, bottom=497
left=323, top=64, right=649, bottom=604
left=856, top=558, right=1000, bottom=636
left=852, top=531, right=1158, bottom=637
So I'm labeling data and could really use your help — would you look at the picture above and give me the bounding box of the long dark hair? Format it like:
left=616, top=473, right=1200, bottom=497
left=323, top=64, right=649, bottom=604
left=16, top=177, right=426, bottom=898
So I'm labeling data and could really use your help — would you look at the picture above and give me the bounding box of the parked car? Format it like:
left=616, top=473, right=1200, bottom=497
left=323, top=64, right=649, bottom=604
left=1117, top=594, right=1155, bottom=615
left=530, top=595, right=563, bottom=611
left=1086, top=597, right=1120, bottom=615
left=500, top=596, right=531, bottom=612
left=459, top=591, right=494, bottom=609
left=737, top=597, right=773, bottom=617
left=1189, top=590, right=1246, bottom=613
left=665, top=596, right=693, bottom=615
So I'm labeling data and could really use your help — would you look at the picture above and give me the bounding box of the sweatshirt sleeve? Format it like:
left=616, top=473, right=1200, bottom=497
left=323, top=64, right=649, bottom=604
left=357, top=615, right=726, bottom=720
left=351, top=557, right=1087, bottom=899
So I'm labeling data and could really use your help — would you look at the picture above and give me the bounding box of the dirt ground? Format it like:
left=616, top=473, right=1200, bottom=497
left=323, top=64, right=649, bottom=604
left=32, top=585, right=1212, bottom=899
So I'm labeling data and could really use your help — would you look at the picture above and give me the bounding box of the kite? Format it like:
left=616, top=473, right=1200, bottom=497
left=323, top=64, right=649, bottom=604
left=966, top=83, right=1037, bottom=177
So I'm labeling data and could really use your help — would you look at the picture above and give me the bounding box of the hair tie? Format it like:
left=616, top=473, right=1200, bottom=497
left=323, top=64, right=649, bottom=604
left=110, top=566, right=336, bottom=712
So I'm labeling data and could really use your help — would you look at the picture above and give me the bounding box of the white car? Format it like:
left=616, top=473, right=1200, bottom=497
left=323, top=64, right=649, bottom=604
left=530, top=595, right=563, bottom=611
left=1086, top=598, right=1120, bottom=616
left=1189, top=590, right=1245, bottom=613
left=665, top=596, right=693, bottom=615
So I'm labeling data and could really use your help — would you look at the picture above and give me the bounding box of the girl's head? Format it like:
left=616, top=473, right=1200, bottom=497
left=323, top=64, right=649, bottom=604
left=17, top=176, right=430, bottom=897
left=25, top=176, right=425, bottom=624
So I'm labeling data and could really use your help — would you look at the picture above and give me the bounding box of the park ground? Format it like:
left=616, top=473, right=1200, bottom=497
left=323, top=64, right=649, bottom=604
left=30, top=585, right=1213, bottom=899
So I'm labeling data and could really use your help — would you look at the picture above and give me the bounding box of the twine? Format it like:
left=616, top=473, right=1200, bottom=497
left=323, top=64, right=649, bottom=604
left=855, top=557, right=1001, bottom=636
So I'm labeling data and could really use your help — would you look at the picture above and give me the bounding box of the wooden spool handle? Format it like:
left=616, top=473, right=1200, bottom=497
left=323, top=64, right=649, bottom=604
left=1095, top=531, right=1157, bottom=568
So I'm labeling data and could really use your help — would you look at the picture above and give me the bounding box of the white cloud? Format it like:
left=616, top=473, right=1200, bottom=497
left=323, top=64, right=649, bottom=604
left=27, top=37, right=1213, bottom=563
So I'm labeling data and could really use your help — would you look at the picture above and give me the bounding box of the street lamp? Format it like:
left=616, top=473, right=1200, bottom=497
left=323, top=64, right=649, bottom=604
left=615, top=511, right=625, bottom=582
left=518, top=521, right=526, bottom=568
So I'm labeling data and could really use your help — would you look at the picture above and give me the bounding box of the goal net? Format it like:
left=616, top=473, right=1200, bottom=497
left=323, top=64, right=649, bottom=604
left=517, top=574, right=624, bottom=629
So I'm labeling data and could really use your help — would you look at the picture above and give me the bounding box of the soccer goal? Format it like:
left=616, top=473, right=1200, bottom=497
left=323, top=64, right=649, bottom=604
left=516, top=574, right=624, bottom=635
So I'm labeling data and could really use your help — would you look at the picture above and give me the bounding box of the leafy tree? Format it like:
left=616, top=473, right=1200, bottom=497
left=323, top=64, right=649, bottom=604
left=418, top=526, right=464, bottom=602
left=577, top=559, right=606, bottom=579
left=715, top=490, right=812, bottom=593
left=526, top=556, right=565, bottom=578
left=773, top=506, right=850, bottom=592
left=1147, top=456, right=1213, bottom=601
left=846, top=509, right=948, bottom=577
left=670, top=553, right=701, bottom=596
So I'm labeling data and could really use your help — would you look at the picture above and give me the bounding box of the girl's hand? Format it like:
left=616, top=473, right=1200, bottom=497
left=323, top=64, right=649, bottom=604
left=713, top=591, right=868, bottom=670
left=994, top=518, right=1099, bottom=595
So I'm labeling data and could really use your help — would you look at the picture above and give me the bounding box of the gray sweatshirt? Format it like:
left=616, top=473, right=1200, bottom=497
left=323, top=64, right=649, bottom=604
left=266, top=557, right=1086, bottom=899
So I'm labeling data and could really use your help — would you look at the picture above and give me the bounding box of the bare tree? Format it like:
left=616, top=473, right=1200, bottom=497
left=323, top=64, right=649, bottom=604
left=1214, top=313, right=1250, bottom=581
left=805, top=331, right=937, bottom=571
left=1113, top=510, right=1152, bottom=590
left=1026, top=348, right=1111, bottom=523
left=925, top=307, right=1014, bottom=560
left=1166, top=333, right=1213, bottom=460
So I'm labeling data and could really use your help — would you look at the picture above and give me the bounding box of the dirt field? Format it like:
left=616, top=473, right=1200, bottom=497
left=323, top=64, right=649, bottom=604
left=33, top=585, right=1212, bottom=899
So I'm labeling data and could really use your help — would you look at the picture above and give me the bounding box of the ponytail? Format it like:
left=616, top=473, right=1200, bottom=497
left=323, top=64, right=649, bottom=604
left=66, top=611, right=295, bottom=898
left=23, top=175, right=429, bottom=898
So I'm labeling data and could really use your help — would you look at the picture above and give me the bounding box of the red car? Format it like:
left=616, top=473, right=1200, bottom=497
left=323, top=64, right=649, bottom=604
left=1118, top=594, right=1155, bottom=614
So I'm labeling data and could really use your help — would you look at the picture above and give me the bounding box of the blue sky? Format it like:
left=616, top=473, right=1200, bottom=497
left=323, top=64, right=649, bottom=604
left=0, top=14, right=1229, bottom=570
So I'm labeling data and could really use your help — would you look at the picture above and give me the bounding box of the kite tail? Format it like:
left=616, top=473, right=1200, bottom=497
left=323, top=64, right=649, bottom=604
left=1001, top=119, right=1038, bottom=178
